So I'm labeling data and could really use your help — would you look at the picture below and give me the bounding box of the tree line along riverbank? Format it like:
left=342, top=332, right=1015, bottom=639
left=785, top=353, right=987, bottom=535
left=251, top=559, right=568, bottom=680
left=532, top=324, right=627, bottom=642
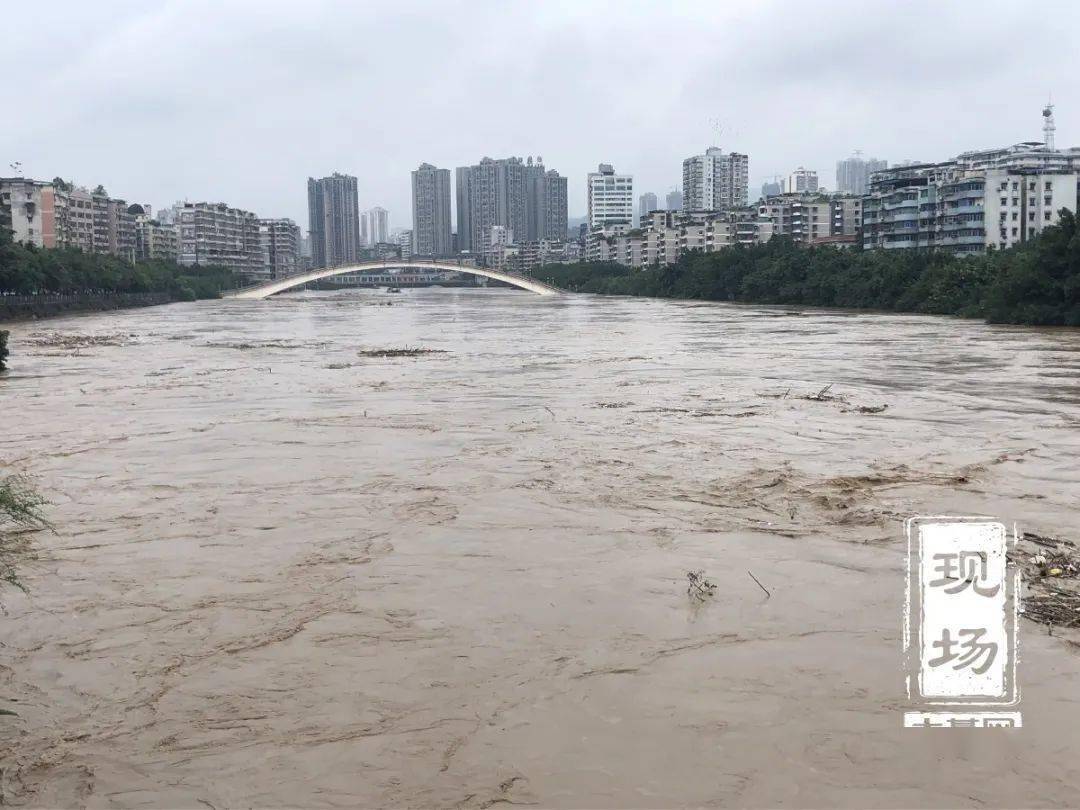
left=0, top=226, right=239, bottom=309
left=534, top=210, right=1080, bottom=327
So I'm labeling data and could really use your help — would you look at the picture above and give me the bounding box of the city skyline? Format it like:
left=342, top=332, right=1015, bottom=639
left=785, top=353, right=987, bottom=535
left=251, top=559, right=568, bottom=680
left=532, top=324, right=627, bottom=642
left=4, top=2, right=1077, bottom=230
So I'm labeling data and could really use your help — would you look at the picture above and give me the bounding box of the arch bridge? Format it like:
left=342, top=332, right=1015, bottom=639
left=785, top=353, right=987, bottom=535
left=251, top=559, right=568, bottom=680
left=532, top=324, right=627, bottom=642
left=225, top=260, right=561, bottom=299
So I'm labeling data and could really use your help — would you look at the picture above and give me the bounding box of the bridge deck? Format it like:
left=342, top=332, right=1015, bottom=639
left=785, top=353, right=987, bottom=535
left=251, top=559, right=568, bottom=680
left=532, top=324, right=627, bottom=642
left=224, top=260, right=562, bottom=299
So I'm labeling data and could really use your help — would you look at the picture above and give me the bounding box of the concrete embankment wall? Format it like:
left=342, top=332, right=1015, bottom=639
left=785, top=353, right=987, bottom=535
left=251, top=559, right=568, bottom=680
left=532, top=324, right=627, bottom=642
left=0, top=292, right=174, bottom=322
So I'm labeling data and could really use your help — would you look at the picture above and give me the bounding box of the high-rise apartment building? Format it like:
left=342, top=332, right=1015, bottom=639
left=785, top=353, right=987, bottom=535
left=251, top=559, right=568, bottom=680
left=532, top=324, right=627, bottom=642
left=521, top=157, right=568, bottom=243
left=836, top=155, right=888, bottom=195
left=307, top=172, right=360, bottom=268
left=524, top=157, right=546, bottom=242
left=539, top=169, right=568, bottom=242
left=682, top=148, right=749, bottom=211
left=455, top=166, right=473, bottom=253
left=787, top=168, right=819, bottom=194
left=396, top=229, right=414, bottom=257
left=259, top=218, right=301, bottom=279
left=639, top=192, right=658, bottom=218
left=411, top=163, right=452, bottom=256
left=666, top=189, right=683, bottom=211
left=176, top=201, right=263, bottom=275
left=368, top=206, right=390, bottom=245
left=359, top=212, right=370, bottom=247
left=455, top=156, right=567, bottom=258
left=456, top=157, right=527, bottom=256
left=587, top=164, right=633, bottom=228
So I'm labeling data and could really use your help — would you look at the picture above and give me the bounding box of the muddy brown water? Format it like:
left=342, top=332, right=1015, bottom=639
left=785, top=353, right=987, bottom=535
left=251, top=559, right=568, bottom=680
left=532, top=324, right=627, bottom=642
left=2, top=288, right=1079, bottom=808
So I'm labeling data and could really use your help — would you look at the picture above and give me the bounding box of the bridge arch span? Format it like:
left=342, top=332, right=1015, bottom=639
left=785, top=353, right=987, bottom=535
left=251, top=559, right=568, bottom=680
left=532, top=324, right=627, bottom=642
left=225, top=260, right=561, bottom=299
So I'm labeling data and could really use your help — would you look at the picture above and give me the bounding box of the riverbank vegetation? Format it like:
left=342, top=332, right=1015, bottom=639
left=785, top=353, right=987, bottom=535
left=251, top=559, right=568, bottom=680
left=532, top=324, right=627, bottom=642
left=0, top=227, right=239, bottom=301
left=535, top=210, right=1080, bottom=327
left=0, top=475, right=50, bottom=596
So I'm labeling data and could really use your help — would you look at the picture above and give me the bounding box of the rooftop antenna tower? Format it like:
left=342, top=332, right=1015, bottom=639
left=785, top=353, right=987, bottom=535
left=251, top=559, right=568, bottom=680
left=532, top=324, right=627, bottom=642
left=1042, top=99, right=1056, bottom=151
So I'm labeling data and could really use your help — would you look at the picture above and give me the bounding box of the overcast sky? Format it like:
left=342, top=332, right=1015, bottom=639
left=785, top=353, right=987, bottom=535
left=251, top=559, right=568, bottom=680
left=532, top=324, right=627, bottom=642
left=5, top=0, right=1078, bottom=232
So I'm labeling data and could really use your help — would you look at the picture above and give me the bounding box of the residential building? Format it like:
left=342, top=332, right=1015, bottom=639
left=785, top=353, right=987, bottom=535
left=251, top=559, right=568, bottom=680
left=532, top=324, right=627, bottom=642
left=787, top=168, right=819, bottom=194
left=49, top=186, right=94, bottom=251
left=455, top=166, right=473, bottom=253
left=359, top=211, right=370, bottom=247
left=682, top=148, right=749, bottom=210
left=103, top=196, right=136, bottom=260
left=307, top=172, right=361, bottom=268
left=2, top=178, right=138, bottom=260
left=0, top=178, right=46, bottom=246
left=862, top=136, right=1080, bottom=253
left=485, top=224, right=513, bottom=267
left=373, top=241, right=400, bottom=260
left=757, top=193, right=862, bottom=245
left=666, top=189, right=683, bottom=211
left=456, top=157, right=528, bottom=259
left=639, top=192, right=658, bottom=219
left=760, top=180, right=783, bottom=199
left=836, top=154, right=888, bottom=195
left=368, top=206, right=390, bottom=244
left=503, top=239, right=579, bottom=274
left=524, top=157, right=546, bottom=242
left=396, top=229, right=414, bottom=257
left=411, top=162, right=453, bottom=256
left=259, top=218, right=301, bottom=279
left=134, top=210, right=179, bottom=262
left=176, top=201, right=263, bottom=275
left=587, top=163, right=633, bottom=229
left=586, top=208, right=774, bottom=269
left=537, top=168, right=568, bottom=242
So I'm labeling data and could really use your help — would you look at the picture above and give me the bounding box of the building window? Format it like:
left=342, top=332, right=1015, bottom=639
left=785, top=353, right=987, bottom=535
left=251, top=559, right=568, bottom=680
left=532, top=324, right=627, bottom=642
left=1000, top=197, right=1007, bottom=206
left=1011, top=227, right=1018, bottom=236
left=1044, top=197, right=1052, bottom=206
left=1012, top=212, right=1018, bottom=221
left=1045, top=211, right=1052, bottom=221
left=1045, top=181, right=1053, bottom=191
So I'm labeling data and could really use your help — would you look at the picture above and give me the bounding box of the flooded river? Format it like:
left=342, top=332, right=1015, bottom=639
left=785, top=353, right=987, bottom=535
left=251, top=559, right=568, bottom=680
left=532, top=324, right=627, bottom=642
left=2, top=288, right=1079, bottom=807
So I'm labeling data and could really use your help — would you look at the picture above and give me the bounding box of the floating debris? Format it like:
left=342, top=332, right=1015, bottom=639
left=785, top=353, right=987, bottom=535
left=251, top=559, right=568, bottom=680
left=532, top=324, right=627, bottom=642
left=1011, top=531, right=1080, bottom=629
left=803, top=383, right=841, bottom=402
left=747, top=570, right=772, bottom=599
left=687, top=570, right=717, bottom=601
left=356, top=347, right=447, bottom=358
left=842, top=404, right=889, bottom=414
left=25, top=332, right=133, bottom=349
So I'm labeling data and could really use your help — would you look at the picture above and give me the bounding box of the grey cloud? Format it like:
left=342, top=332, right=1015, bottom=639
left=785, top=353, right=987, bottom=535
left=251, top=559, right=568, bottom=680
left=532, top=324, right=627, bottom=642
left=3, top=0, right=1077, bottom=228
